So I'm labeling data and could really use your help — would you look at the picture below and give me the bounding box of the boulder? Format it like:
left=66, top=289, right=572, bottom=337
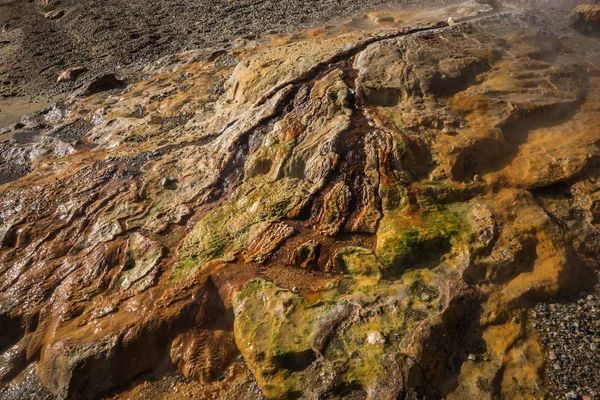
left=569, top=4, right=600, bottom=34
left=57, top=66, right=87, bottom=83
left=77, top=74, right=126, bottom=96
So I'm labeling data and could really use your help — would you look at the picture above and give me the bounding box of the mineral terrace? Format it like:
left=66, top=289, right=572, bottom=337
left=0, top=1, right=599, bottom=399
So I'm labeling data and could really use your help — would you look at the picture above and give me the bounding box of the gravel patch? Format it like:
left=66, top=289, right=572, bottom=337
left=532, top=273, right=600, bottom=400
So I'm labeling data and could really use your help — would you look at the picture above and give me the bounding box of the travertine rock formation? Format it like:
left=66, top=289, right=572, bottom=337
left=0, top=2, right=598, bottom=399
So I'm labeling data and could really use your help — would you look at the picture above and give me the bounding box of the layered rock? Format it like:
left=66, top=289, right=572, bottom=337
left=0, top=2, right=598, bottom=399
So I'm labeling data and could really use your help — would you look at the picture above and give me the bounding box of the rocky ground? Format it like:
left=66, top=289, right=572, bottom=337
left=0, top=0, right=599, bottom=399
left=0, top=0, right=472, bottom=126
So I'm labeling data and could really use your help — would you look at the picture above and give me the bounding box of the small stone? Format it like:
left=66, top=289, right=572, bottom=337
left=374, top=16, right=394, bottom=24
left=366, top=331, right=385, bottom=345
left=553, top=361, right=561, bottom=370
left=591, top=342, right=598, bottom=351
left=549, top=352, right=557, bottom=360
left=44, top=9, right=65, bottom=19
left=160, top=177, right=173, bottom=188
left=421, top=293, right=431, bottom=302
left=57, top=66, right=88, bottom=83
left=468, top=354, right=477, bottom=361
left=444, top=129, right=458, bottom=136
left=448, top=17, right=456, bottom=26
left=105, top=95, right=120, bottom=104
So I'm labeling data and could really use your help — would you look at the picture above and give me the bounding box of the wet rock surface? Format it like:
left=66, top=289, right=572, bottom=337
left=0, top=1, right=599, bottom=399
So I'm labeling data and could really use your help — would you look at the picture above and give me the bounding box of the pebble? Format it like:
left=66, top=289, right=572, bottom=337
left=533, top=290, right=600, bottom=399
left=57, top=66, right=88, bottom=83
left=160, top=177, right=172, bottom=188
left=374, top=16, right=394, bottom=24
left=366, top=331, right=385, bottom=345
left=553, top=362, right=561, bottom=370
left=566, top=391, right=578, bottom=399
left=105, top=95, right=120, bottom=105
left=44, top=10, right=65, bottom=19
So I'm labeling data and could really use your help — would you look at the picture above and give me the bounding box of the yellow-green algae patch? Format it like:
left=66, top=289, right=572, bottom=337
left=376, top=201, right=471, bottom=277
left=233, top=273, right=432, bottom=398
left=233, top=279, right=324, bottom=398
left=175, top=176, right=310, bottom=278
left=233, top=275, right=407, bottom=398
left=327, top=246, right=381, bottom=278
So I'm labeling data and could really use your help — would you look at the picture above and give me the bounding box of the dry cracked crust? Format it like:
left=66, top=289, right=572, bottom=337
left=0, top=1, right=599, bottom=400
